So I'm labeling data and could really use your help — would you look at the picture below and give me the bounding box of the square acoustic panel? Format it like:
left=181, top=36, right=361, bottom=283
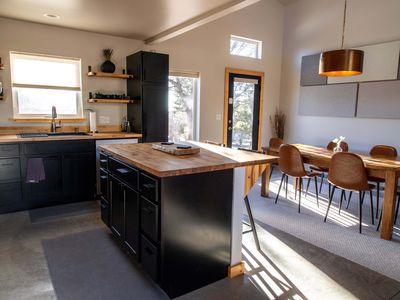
left=299, top=83, right=358, bottom=117
left=300, top=54, right=327, bottom=86
left=357, top=80, right=400, bottom=119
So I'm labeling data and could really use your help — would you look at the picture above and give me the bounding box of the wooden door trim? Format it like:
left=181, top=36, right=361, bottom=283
left=223, top=67, right=265, bottom=150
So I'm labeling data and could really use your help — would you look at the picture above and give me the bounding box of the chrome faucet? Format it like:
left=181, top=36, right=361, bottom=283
left=50, top=106, right=61, bottom=133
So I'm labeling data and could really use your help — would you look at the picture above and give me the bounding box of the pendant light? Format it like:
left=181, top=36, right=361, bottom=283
left=319, top=0, right=364, bottom=76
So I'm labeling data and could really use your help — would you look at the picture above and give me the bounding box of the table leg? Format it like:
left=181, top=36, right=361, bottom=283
left=261, top=164, right=271, bottom=198
left=380, top=170, right=398, bottom=240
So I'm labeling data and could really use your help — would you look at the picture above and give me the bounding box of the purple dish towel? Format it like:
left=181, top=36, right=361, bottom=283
left=26, top=158, right=46, bottom=183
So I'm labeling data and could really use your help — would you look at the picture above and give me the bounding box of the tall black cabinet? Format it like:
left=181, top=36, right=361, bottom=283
left=127, top=51, right=169, bottom=142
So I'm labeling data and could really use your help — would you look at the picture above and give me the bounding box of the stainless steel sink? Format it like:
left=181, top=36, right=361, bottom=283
left=19, top=132, right=92, bottom=138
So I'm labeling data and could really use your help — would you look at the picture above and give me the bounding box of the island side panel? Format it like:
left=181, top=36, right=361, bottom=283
left=231, top=167, right=245, bottom=267
left=160, top=169, right=233, bottom=298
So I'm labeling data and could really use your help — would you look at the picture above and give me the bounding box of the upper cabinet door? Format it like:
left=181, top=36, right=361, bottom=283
left=142, top=52, right=169, bottom=84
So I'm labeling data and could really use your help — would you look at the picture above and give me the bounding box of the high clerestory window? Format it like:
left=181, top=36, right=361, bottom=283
left=10, top=52, right=83, bottom=119
left=230, top=35, right=262, bottom=59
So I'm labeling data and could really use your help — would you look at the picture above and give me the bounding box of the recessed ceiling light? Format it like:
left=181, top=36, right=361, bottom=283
left=43, top=13, right=60, bottom=19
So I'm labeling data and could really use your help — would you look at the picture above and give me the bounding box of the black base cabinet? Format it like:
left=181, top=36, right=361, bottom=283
left=99, top=152, right=233, bottom=299
left=0, top=140, right=96, bottom=214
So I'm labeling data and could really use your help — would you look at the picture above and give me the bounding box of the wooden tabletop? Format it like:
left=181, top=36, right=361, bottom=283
left=99, top=141, right=279, bottom=177
left=0, top=132, right=142, bottom=143
left=293, top=144, right=400, bottom=171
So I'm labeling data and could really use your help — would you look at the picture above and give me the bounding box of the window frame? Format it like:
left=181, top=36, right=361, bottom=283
left=168, top=69, right=200, bottom=141
left=10, top=51, right=83, bottom=120
left=230, top=35, right=263, bottom=59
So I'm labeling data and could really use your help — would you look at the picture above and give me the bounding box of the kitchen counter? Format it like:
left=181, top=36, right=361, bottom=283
left=99, top=141, right=278, bottom=177
left=0, top=132, right=142, bottom=143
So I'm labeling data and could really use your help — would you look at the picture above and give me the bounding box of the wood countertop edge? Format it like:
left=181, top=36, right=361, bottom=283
left=100, top=146, right=279, bottom=178
left=0, top=133, right=142, bottom=143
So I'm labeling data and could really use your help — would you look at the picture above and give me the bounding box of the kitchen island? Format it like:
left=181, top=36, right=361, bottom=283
left=98, top=142, right=278, bottom=298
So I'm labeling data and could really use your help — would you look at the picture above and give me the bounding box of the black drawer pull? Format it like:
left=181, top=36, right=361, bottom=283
left=145, top=246, right=154, bottom=255
left=142, top=183, right=155, bottom=189
left=116, top=168, right=131, bottom=174
left=100, top=159, right=107, bottom=163
left=100, top=175, right=107, bottom=180
left=142, top=207, right=154, bottom=214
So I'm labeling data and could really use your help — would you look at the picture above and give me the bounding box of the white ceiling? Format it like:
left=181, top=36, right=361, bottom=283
left=0, top=0, right=296, bottom=42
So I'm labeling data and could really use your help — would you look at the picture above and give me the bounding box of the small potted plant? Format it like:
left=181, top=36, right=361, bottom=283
left=100, top=48, right=115, bottom=73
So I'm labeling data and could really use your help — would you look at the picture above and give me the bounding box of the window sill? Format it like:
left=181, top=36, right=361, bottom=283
left=10, top=118, right=86, bottom=123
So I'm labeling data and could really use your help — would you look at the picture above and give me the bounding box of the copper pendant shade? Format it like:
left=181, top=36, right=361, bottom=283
left=319, top=49, right=364, bottom=76
left=319, top=0, right=364, bottom=77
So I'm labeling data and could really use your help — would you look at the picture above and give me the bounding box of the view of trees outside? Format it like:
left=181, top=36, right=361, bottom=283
left=168, top=76, right=197, bottom=141
left=232, top=82, right=255, bottom=149
left=230, top=37, right=259, bottom=59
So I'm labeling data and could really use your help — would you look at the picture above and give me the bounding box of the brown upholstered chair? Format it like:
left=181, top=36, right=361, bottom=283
left=324, top=152, right=375, bottom=233
left=368, top=145, right=398, bottom=219
left=264, top=138, right=284, bottom=178
left=310, top=141, right=349, bottom=193
left=275, top=144, right=319, bottom=213
left=377, top=188, right=400, bottom=231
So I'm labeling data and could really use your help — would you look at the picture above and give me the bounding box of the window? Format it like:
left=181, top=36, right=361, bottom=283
left=10, top=52, right=82, bottom=119
left=168, top=71, right=200, bottom=142
left=230, top=35, right=262, bottom=59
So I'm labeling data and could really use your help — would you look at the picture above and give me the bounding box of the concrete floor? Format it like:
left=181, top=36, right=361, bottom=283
left=0, top=201, right=400, bottom=299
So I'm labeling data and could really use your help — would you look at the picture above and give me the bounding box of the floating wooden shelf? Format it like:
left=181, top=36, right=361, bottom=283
left=88, top=98, right=135, bottom=104
left=87, top=71, right=133, bottom=79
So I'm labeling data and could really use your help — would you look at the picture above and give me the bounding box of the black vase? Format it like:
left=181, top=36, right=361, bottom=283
left=100, top=60, right=115, bottom=73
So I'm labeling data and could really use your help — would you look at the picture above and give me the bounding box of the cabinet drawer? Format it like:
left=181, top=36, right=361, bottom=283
left=0, top=144, right=20, bottom=157
left=141, top=197, right=159, bottom=242
left=140, top=173, right=158, bottom=202
left=24, top=140, right=94, bottom=155
left=141, top=235, right=159, bottom=282
left=100, top=198, right=110, bottom=227
left=99, top=169, right=108, bottom=199
left=109, top=158, right=138, bottom=190
left=0, top=158, right=20, bottom=182
left=0, top=182, right=24, bottom=213
left=99, top=152, right=108, bottom=169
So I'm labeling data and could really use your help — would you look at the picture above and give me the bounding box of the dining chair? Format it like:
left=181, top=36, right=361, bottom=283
left=266, top=138, right=284, bottom=178
left=368, top=145, right=398, bottom=219
left=376, top=188, right=400, bottom=231
left=324, top=152, right=375, bottom=233
left=275, top=144, right=319, bottom=213
left=310, top=141, right=349, bottom=193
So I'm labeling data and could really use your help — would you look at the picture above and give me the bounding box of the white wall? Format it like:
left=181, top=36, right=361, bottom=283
left=0, top=0, right=284, bottom=144
left=0, top=17, right=143, bottom=127
left=280, top=0, right=400, bottom=151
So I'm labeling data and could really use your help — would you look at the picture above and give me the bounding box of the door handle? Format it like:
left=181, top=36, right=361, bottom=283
left=228, top=127, right=232, bottom=131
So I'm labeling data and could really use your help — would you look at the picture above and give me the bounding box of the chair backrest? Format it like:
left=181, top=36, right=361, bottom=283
left=370, top=145, right=397, bottom=158
left=269, top=138, right=284, bottom=152
left=203, top=140, right=225, bottom=147
left=328, top=152, right=370, bottom=191
left=327, top=141, right=349, bottom=152
left=278, top=144, right=307, bottom=177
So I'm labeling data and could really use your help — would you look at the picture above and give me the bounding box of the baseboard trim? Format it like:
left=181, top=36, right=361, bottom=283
left=228, top=261, right=245, bottom=279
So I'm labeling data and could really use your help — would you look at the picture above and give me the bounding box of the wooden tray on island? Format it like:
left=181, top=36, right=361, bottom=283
left=152, top=143, right=200, bottom=156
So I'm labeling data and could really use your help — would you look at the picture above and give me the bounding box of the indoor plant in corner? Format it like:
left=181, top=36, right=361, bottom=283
left=100, top=48, right=116, bottom=73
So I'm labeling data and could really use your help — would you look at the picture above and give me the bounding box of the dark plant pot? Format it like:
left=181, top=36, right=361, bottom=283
left=100, top=60, right=115, bottom=73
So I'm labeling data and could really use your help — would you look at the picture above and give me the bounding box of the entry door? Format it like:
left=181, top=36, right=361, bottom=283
left=226, top=73, right=262, bottom=150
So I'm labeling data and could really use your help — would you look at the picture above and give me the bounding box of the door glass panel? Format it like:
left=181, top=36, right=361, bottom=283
left=231, top=81, right=255, bottom=149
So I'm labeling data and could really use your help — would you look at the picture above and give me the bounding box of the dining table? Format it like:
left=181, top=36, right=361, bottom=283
left=261, top=143, right=400, bottom=241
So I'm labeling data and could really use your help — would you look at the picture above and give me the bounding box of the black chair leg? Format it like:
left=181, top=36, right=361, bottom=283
left=339, top=190, right=344, bottom=214
left=369, top=190, right=374, bottom=225
left=285, top=175, right=288, bottom=200
left=244, top=195, right=261, bottom=250
left=376, top=182, right=380, bottom=219
left=275, top=173, right=285, bottom=204
left=324, top=186, right=336, bottom=222
left=270, top=165, right=274, bottom=179
left=305, top=178, right=311, bottom=196
left=298, top=178, right=302, bottom=213
left=358, top=192, right=363, bottom=234
left=395, top=195, right=400, bottom=224
left=346, top=191, right=353, bottom=209
left=319, top=173, right=324, bottom=194
left=314, top=176, right=319, bottom=207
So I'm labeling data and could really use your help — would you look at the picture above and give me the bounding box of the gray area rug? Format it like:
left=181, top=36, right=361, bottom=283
left=247, top=171, right=400, bottom=282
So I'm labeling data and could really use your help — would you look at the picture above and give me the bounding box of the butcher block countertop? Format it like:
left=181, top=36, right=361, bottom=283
left=0, top=132, right=142, bottom=143
left=99, top=141, right=279, bottom=177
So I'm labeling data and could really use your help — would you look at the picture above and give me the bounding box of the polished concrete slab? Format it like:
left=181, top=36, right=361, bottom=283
left=0, top=201, right=399, bottom=299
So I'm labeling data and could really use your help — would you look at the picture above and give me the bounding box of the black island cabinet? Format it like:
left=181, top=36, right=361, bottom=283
left=99, top=151, right=233, bottom=298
